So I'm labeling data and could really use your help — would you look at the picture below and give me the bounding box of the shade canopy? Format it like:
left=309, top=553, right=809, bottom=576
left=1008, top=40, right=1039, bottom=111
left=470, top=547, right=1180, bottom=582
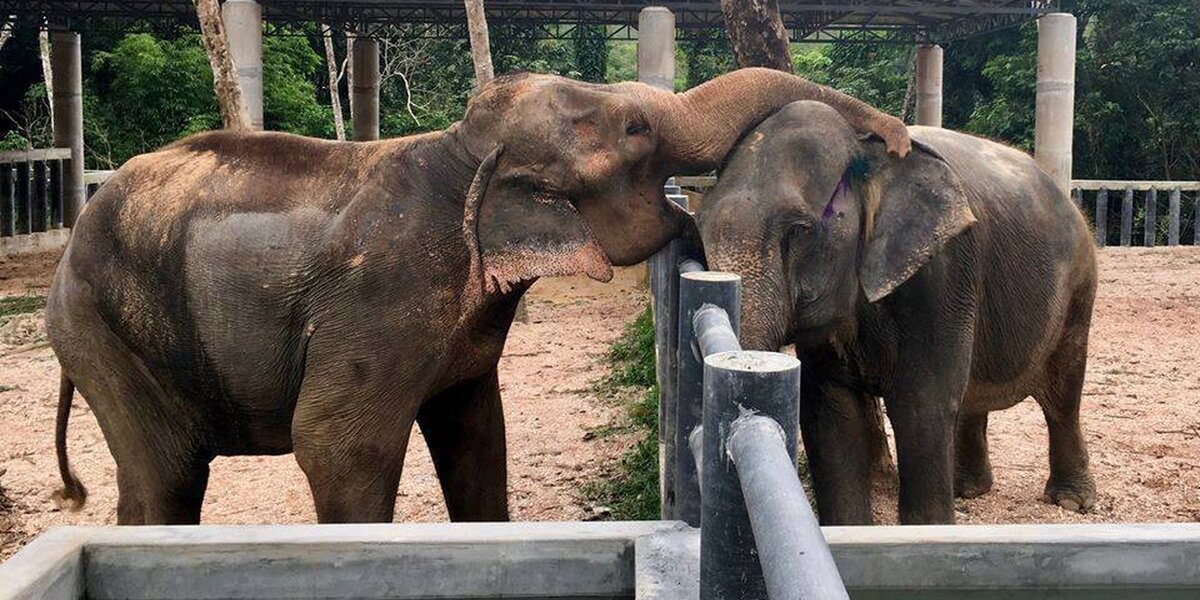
left=2, top=1, right=1056, bottom=42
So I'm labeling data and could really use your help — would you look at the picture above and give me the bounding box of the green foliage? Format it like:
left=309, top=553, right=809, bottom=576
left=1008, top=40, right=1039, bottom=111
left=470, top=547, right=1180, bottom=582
left=585, top=306, right=661, bottom=520
left=262, top=30, right=333, bottom=138
left=574, top=25, right=608, bottom=83
left=681, top=29, right=735, bottom=89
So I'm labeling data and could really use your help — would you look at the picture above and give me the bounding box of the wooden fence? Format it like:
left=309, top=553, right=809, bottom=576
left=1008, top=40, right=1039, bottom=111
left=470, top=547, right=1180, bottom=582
left=677, top=176, right=1200, bottom=248
left=0, top=148, right=115, bottom=239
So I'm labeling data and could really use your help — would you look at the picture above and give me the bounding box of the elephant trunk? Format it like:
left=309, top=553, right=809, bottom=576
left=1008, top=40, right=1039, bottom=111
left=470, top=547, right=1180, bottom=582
left=645, top=68, right=910, bottom=172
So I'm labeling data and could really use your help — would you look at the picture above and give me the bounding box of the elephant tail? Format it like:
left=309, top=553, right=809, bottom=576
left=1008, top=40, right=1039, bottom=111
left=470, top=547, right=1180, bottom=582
left=52, top=372, right=88, bottom=511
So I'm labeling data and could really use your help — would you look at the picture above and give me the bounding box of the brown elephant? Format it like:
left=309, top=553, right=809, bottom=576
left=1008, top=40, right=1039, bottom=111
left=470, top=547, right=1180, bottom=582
left=697, top=101, right=1097, bottom=525
left=47, top=69, right=909, bottom=525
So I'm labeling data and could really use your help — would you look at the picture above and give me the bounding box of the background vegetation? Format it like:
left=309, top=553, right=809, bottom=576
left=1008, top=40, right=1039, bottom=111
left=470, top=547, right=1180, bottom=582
left=0, top=0, right=1196, bottom=180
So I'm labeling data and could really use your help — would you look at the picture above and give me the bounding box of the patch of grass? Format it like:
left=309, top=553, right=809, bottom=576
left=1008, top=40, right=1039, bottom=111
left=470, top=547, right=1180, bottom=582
left=585, top=306, right=662, bottom=520
left=0, top=295, right=46, bottom=328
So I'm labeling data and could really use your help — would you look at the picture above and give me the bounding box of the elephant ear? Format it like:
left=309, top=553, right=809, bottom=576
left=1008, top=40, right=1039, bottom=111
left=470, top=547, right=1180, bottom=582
left=858, top=138, right=976, bottom=302
left=463, top=145, right=613, bottom=295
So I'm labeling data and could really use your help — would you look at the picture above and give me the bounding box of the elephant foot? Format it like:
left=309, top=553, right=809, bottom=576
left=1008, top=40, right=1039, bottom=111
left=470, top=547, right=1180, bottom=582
left=1042, top=477, right=1096, bottom=513
left=954, top=468, right=993, bottom=499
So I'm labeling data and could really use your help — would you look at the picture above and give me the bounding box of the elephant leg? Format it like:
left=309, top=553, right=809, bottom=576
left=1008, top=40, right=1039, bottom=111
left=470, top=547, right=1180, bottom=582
left=292, top=380, right=416, bottom=523
left=418, top=369, right=508, bottom=522
left=1036, top=342, right=1095, bottom=513
left=800, top=369, right=874, bottom=525
left=114, top=461, right=210, bottom=525
left=954, top=412, right=994, bottom=499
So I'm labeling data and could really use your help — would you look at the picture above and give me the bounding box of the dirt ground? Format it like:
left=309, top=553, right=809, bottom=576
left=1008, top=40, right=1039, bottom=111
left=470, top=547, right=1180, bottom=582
left=2, top=247, right=1199, bottom=560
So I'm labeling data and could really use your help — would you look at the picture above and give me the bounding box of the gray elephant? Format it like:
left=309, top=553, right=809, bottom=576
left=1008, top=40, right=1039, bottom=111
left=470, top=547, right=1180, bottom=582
left=697, top=101, right=1097, bottom=525
left=46, top=70, right=909, bottom=525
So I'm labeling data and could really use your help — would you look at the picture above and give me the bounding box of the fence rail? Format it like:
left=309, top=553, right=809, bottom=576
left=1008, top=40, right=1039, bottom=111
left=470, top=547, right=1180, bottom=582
left=649, top=194, right=850, bottom=599
left=0, top=148, right=114, bottom=240
left=678, top=176, right=1200, bottom=247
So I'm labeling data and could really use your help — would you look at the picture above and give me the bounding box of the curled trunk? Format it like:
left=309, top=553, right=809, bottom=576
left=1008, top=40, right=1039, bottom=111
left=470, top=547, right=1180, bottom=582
left=642, top=67, right=910, bottom=171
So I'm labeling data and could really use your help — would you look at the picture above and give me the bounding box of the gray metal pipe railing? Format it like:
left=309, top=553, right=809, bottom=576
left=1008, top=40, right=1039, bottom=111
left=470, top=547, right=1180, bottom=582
left=727, top=414, right=850, bottom=600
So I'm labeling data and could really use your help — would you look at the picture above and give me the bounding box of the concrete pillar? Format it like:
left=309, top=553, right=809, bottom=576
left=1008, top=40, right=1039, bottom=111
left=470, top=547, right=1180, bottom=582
left=221, top=0, right=263, bottom=130
left=914, top=44, right=943, bottom=128
left=1034, top=13, right=1077, bottom=197
left=351, top=36, right=380, bottom=141
left=637, top=7, right=675, bottom=91
left=50, top=31, right=84, bottom=227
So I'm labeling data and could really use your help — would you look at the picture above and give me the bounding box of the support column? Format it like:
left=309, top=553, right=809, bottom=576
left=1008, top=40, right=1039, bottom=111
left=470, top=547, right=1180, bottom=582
left=1035, top=13, right=1077, bottom=197
left=351, top=36, right=380, bottom=141
left=221, top=0, right=263, bottom=130
left=637, top=7, right=675, bottom=91
left=915, top=44, right=943, bottom=127
left=50, top=31, right=84, bottom=226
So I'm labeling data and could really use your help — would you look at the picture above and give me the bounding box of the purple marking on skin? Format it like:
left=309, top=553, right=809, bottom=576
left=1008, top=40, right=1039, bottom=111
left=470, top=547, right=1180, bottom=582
left=823, top=175, right=850, bottom=220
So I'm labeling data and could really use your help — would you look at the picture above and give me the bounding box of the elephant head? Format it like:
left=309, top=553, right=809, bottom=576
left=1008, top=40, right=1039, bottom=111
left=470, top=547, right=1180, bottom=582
left=455, top=68, right=911, bottom=294
left=697, top=101, right=975, bottom=351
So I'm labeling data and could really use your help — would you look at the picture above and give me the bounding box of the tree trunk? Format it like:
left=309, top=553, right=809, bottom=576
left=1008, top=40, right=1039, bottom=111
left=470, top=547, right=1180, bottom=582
left=39, top=28, right=54, bottom=131
left=345, top=31, right=356, bottom=122
left=464, top=0, right=495, bottom=87
left=0, top=17, right=14, bottom=54
left=719, top=0, right=793, bottom=73
left=899, top=49, right=917, bottom=124
left=321, top=24, right=346, bottom=141
left=193, top=0, right=251, bottom=131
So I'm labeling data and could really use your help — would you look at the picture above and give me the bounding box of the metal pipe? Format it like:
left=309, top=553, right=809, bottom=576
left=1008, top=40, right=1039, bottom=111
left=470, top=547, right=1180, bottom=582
left=49, top=30, right=84, bottom=226
left=728, top=414, right=850, bottom=600
left=676, top=270, right=741, bottom=527
left=351, top=35, right=380, bottom=141
left=649, top=193, right=689, bottom=519
left=693, top=304, right=740, bottom=358
left=700, top=350, right=800, bottom=599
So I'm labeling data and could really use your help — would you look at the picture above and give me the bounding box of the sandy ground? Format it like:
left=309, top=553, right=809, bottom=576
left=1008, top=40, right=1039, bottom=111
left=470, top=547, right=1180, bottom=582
left=2, top=247, right=1199, bottom=560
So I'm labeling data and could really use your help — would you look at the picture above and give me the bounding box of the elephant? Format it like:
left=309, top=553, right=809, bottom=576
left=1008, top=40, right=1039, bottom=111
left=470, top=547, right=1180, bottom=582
left=46, top=70, right=910, bottom=525
left=697, top=101, right=1097, bottom=525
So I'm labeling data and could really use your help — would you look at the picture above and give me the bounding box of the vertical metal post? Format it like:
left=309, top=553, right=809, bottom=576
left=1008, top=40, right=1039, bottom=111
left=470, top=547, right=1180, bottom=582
left=1095, top=188, right=1108, bottom=247
left=14, top=160, right=30, bottom=235
left=0, top=164, right=13, bottom=237
left=1120, top=187, right=1133, bottom=247
left=351, top=35, right=380, bottom=141
left=700, top=350, right=802, bottom=600
left=31, top=160, right=47, bottom=232
left=49, top=159, right=64, bottom=228
left=50, top=30, right=84, bottom=226
left=1034, top=13, right=1077, bottom=197
left=1168, top=188, right=1181, bottom=246
left=676, top=271, right=740, bottom=527
left=637, top=7, right=676, bottom=91
left=1144, top=189, right=1157, bottom=247
left=221, top=0, right=264, bottom=130
left=914, top=44, right=943, bottom=127
left=649, top=193, right=688, bottom=519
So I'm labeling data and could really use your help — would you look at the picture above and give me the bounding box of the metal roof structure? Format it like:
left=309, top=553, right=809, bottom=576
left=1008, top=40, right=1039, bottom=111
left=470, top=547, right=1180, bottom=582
left=2, top=1, right=1058, bottom=43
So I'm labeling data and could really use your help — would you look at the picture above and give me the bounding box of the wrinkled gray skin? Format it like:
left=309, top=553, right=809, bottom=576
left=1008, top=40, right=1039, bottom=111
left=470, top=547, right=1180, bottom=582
left=698, top=101, right=1097, bottom=525
left=45, top=71, right=910, bottom=525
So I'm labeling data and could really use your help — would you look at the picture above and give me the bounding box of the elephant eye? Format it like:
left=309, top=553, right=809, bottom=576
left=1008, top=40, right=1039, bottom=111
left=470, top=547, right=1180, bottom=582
left=625, top=121, right=650, bottom=136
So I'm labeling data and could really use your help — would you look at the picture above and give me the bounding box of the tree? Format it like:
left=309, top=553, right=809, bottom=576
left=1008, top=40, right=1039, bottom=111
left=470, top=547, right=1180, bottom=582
left=464, top=0, right=494, bottom=87
left=320, top=24, right=346, bottom=140
left=192, top=0, right=251, bottom=130
left=574, top=24, right=607, bottom=83
left=719, top=0, right=793, bottom=72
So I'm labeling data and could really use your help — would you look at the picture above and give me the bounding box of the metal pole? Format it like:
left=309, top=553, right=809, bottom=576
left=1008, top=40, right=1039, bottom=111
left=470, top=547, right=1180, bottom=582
left=676, top=271, right=740, bottom=527
left=1120, top=187, right=1133, bottom=247
left=649, top=193, right=688, bottom=519
left=1034, top=13, right=1077, bottom=197
left=914, top=44, right=943, bottom=128
left=1144, top=189, right=1157, bottom=247
left=351, top=35, right=380, bottom=141
left=50, top=30, right=84, bottom=226
left=701, top=350, right=801, bottom=600
left=637, top=7, right=675, bottom=91
left=221, top=0, right=263, bottom=130
left=1095, top=188, right=1108, bottom=247
left=728, top=414, right=850, bottom=600
left=1168, top=188, right=1181, bottom=246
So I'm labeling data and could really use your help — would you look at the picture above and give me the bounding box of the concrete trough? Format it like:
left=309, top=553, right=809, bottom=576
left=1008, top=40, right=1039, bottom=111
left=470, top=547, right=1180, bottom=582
left=3, top=522, right=1199, bottom=599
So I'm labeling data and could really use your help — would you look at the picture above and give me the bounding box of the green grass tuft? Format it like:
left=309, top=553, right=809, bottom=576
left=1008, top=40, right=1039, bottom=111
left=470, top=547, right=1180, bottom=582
left=585, top=305, right=662, bottom=520
left=0, top=295, right=46, bottom=328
